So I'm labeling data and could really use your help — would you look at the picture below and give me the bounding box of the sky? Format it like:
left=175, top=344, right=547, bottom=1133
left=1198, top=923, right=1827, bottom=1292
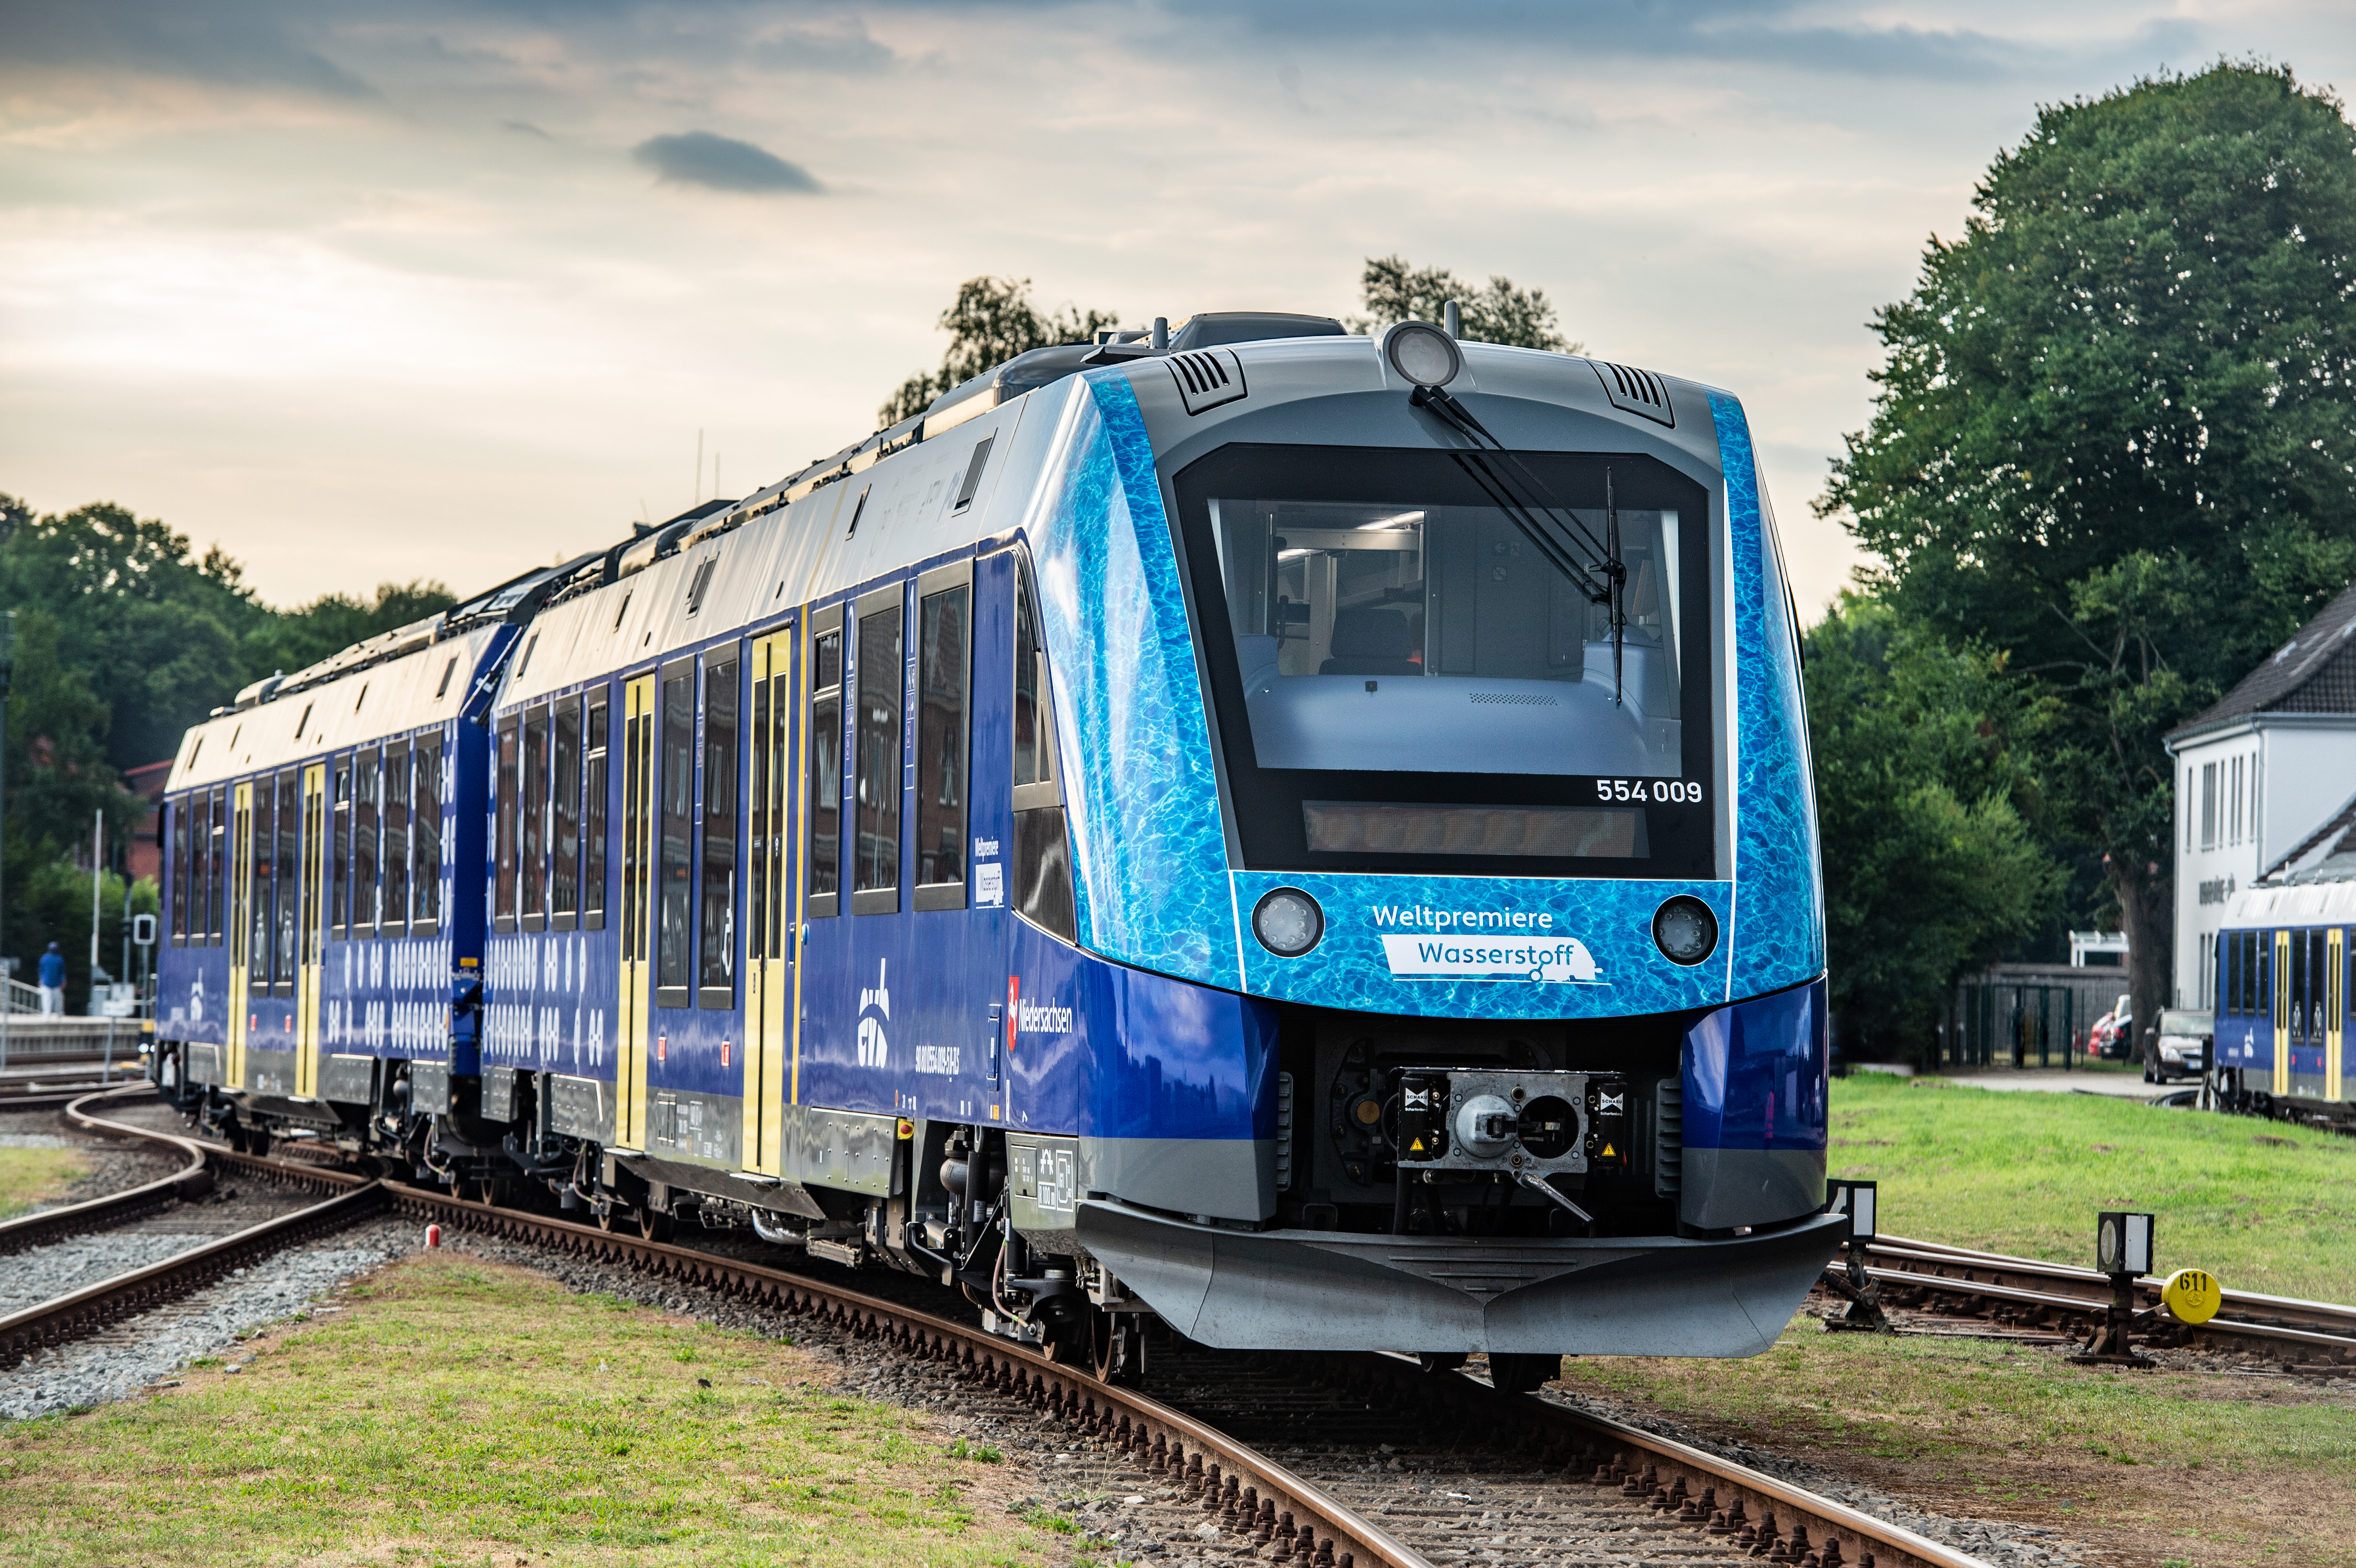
left=4, top=1, right=2354, bottom=615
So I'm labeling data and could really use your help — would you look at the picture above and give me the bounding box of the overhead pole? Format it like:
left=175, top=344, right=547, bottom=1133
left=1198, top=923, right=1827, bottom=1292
left=90, top=807, right=104, bottom=1013
left=0, top=612, right=12, bottom=1067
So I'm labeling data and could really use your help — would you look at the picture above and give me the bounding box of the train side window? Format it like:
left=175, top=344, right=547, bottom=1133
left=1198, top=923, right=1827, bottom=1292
left=552, top=697, right=581, bottom=930
left=914, top=564, right=971, bottom=910
left=384, top=742, right=412, bottom=937
left=582, top=697, right=608, bottom=931
left=851, top=588, right=904, bottom=914
left=768, top=656, right=790, bottom=955
left=522, top=705, right=550, bottom=932
left=654, top=660, right=696, bottom=1006
left=273, top=768, right=300, bottom=995
left=352, top=748, right=380, bottom=938
left=698, top=656, right=739, bottom=1006
left=413, top=736, right=443, bottom=935
left=328, top=762, right=350, bottom=939
left=207, top=787, right=226, bottom=945
left=807, top=611, right=843, bottom=918
left=248, top=783, right=272, bottom=985
left=494, top=715, right=519, bottom=934
left=170, top=798, right=190, bottom=945
left=1010, top=554, right=1076, bottom=940
left=749, top=659, right=771, bottom=963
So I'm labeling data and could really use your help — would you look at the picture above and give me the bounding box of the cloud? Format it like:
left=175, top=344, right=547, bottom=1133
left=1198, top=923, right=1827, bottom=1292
left=749, top=19, right=896, bottom=74
left=502, top=119, right=551, bottom=138
left=632, top=131, right=823, bottom=194
left=0, top=0, right=374, bottom=96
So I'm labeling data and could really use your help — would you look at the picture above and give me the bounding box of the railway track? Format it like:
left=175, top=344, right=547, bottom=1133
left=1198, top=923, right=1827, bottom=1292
left=9, top=1088, right=1995, bottom=1567
left=1856, top=1232, right=2356, bottom=1364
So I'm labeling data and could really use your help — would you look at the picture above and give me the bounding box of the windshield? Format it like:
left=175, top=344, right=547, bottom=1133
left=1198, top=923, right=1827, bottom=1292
left=2160, top=1012, right=2208, bottom=1035
left=1176, top=444, right=1715, bottom=878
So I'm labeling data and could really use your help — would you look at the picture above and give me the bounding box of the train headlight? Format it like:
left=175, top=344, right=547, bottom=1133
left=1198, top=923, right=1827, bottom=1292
left=1652, top=896, right=1718, bottom=966
left=1252, top=887, right=1324, bottom=957
left=1383, top=321, right=1462, bottom=389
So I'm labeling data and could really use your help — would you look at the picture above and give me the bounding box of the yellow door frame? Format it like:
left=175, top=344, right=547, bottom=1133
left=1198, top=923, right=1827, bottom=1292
left=227, top=781, right=254, bottom=1090
left=2273, top=929, right=2292, bottom=1098
left=296, top=763, right=326, bottom=1099
left=2329, top=927, right=2345, bottom=1104
left=615, top=674, right=655, bottom=1151
left=742, top=629, right=793, bottom=1177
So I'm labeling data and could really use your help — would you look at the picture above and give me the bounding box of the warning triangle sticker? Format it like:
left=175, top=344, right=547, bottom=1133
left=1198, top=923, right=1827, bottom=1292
left=1409, top=1137, right=1426, bottom=1153
left=1601, top=1143, right=1616, bottom=1157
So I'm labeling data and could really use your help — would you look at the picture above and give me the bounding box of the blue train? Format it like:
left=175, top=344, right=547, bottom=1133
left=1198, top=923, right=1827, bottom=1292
left=2209, top=881, right=2354, bottom=1129
left=155, top=314, right=1839, bottom=1383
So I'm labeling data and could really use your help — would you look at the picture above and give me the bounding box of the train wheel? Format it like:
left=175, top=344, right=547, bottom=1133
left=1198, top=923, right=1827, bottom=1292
left=598, top=1205, right=632, bottom=1234
left=1089, top=1310, right=1145, bottom=1386
left=1486, top=1353, right=1563, bottom=1394
left=638, top=1209, right=676, bottom=1244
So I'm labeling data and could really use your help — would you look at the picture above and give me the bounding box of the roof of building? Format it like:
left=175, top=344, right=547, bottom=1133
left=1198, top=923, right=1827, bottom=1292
left=2262, top=784, right=2356, bottom=885
left=2171, top=580, right=2356, bottom=742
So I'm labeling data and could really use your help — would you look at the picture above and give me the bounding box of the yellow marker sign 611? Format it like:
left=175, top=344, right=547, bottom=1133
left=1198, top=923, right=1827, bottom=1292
left=2160, top=1268, right=2223, bottom=1326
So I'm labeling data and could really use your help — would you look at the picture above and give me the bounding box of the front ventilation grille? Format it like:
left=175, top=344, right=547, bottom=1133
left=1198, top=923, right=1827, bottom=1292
left=1469, top=691, right=1559, bottom=706
left=1653, top=1078, right=1683, bottom=1198
left=1592, top=360, right=1676, bottom=427
left=1275, top=1072, right=1294, bottom=1191
left=1167, top=348, right=1249, bottom=415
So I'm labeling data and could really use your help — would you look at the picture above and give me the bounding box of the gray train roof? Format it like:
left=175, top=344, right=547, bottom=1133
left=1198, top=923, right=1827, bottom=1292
left=2222, top=877, right=2356, bottom=929
left=491, top=334, right=1734, bottom=711
left=165, top=623, right=509, bottom=793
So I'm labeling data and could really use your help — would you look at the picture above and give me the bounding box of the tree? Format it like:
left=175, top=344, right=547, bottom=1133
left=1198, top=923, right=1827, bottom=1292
left=878, top=277, right=1121, bottom=426
left=1807, top=597, right=2066, bottom=1056
left=245, top=581, right=458, bottom=684
left=1818, top=62, right=2356, bottom=1042
left=1352, top=255, right=1580, bottom=352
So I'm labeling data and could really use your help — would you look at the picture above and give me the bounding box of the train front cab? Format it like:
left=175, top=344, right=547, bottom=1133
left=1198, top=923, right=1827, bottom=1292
left=2212, top=903, right=2353, bottom=1124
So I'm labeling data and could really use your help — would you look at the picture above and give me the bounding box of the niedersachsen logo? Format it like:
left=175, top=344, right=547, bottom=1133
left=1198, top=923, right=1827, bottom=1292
left=1017, top=997, right=1074, bottom=1034
left=1367, top=904, right=1603, bottom=984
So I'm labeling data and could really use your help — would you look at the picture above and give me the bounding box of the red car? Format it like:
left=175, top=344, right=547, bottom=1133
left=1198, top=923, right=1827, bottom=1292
left=2087, top=993, right=2132, bottom=1061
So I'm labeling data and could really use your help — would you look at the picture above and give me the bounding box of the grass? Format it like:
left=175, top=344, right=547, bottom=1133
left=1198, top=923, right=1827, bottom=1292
left=1557, top=1320, right=2356, bottom=1567
left=0, top=1144, right=87, bottom=1220
left=0, top=1255, right=1078, bottom=1567
left=1828, top=1071, right=2356, bottom=1301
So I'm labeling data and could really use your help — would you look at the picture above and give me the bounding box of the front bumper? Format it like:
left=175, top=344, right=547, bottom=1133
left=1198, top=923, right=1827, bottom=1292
left=1076, top=1200, right=1844, bottom=1358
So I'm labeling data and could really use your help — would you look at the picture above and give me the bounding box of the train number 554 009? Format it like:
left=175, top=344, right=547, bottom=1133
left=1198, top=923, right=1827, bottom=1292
left=1596, top=779, right=1703, bottom=804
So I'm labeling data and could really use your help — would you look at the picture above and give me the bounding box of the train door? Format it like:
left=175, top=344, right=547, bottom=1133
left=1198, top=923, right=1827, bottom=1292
left=2272, top=928, right=2292, bottom=1098
left=2329, top=928, right=2345, bottom=1104
left=295, top=763, right=325, bottom=1098
left=227, top=781, right=254, bottom=1089
left=743, top=626, right=796, bottom=1175
left=615, top=674, right=656, bottom=1150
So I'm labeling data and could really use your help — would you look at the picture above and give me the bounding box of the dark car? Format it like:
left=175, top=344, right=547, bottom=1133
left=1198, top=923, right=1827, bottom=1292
left=2148, top=1008, right=2211, bottom=1083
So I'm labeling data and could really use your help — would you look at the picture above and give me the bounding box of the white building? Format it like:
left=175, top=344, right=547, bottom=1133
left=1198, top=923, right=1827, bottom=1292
left=2165, top=583, right=2356, bottom=1008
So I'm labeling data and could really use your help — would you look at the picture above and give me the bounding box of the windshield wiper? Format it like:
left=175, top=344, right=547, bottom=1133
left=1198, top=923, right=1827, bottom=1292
left=1408, top=384, right=1630, bottom=705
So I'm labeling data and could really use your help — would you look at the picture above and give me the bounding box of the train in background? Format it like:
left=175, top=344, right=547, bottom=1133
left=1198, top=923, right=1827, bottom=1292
left=154, top=311, right=1839, bottom=1384
left=2208, top=879, right=2356, bottom=1132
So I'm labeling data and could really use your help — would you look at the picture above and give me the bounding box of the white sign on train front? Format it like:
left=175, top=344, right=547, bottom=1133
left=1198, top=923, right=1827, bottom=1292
left=1378, top=934, right=1603, bottom=985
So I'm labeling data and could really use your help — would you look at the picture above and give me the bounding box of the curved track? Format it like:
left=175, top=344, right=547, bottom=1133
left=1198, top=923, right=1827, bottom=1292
left=1857, top=1231, right=2356, bottom=1362
left=15, top=1090, right=1991, bottom=1568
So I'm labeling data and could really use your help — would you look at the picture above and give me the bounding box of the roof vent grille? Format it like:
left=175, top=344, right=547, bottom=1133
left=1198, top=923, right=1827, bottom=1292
left=1592, top=360, right=1676, bottom=427
left=1167, top=348, right=1248, bottom=416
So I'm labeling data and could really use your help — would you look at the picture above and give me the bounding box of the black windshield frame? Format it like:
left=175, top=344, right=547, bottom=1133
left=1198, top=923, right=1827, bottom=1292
left=1173, top=442, right=1717, bottom=879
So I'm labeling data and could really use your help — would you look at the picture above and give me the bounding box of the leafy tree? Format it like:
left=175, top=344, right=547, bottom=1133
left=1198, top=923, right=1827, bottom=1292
left=1807, top=597, right=2066, bottom=1056
left=879, top=276, right=1121, bottom=426
left=245, top=581, right=458, bottom=684
left=1818, top=62, right=2356, bottom=1040
left=1351, top=255, right=1580, bottom=352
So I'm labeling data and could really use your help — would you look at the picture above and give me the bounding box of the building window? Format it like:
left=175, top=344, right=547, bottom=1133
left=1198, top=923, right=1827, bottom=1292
left=2199, top=762, right=2217, bottom=851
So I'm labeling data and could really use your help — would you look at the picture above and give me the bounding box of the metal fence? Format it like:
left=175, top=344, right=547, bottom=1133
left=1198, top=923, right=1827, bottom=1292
left=1941, top=982, right=2080, bottom=1070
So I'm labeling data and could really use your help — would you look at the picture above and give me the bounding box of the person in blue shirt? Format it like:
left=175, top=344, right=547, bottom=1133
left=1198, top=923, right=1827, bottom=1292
left=37, top=942, right=65, bottom=1015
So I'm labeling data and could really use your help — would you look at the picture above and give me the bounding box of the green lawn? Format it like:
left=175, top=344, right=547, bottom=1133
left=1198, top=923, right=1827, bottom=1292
left=1829, top=1072, right=2356, bottom=1301
left=0, top=1255, right=1075, bottom=1568
left=1558, top=1318, right=2356, bottom=1568
left=0, top=1144, right=87, bottom=1221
